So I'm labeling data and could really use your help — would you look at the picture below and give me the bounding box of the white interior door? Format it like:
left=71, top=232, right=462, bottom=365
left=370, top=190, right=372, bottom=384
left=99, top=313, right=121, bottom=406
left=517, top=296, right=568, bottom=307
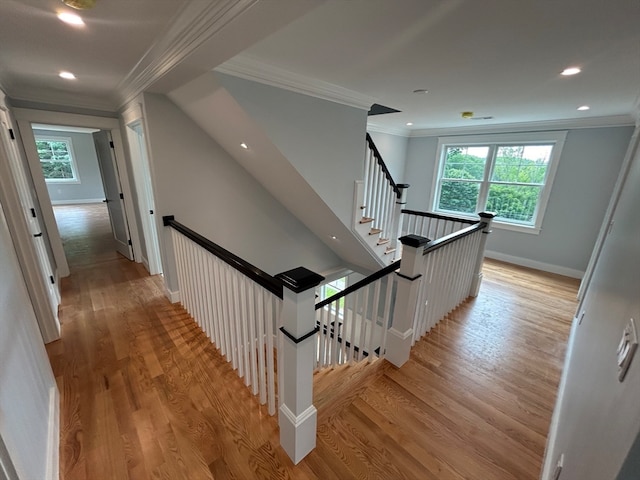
left=0, top=110, right=60, bottom=311
left=127, top=121, right=162, bottom=275
left=93, top=131, right=133, bottom=260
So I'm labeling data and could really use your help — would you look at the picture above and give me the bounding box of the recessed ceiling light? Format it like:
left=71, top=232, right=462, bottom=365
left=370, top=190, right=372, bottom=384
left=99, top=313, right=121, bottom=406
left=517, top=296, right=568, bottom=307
left=577, top=105, right=590, bottom=111
left=406, top=122, right=413, bottom=126
left=57, top=12, right=84, bottom=26
left=59, top=71, right=76, bottom=80
left=412, top=89, right=428, bottom=94
left=330, top=235, right=338, bottom=240
left=561, top=67, right=581, bottom=76
left=240, top=143, right=248, bottom=149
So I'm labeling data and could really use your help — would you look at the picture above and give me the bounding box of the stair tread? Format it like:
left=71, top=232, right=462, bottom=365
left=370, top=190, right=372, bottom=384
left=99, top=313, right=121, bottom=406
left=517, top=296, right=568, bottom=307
left=384, top=247, right=396, bottom=254
left=369, top=228, right=382, bottom=235
left=377, top=238, right=390, bottom=245
left=359, top=217, right=374, bottom=224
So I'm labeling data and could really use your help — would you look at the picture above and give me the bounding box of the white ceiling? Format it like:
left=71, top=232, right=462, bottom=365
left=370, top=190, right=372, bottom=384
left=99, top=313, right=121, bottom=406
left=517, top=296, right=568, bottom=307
left=0, top=0, right=638, bottom=134
left=223, top=0, right=640, bottom=134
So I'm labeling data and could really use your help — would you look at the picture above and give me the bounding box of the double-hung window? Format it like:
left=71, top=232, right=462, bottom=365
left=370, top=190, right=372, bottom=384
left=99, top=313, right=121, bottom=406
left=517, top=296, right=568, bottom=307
left=432, top=131, right=567, bottom=233
left=35, top=136, right=80, bottom=183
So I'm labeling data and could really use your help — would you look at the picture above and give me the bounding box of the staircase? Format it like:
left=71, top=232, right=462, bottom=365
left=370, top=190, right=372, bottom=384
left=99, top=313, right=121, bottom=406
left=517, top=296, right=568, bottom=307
left=351, top=134, right=409, bottom=266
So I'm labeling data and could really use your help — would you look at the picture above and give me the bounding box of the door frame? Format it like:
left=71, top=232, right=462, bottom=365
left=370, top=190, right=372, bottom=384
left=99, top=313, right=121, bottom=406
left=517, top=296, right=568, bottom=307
left=0, top=99, right=60, bottom=343
left=122, top=102, right=163, bottom=275
left=12, top=108, right=142, bottom=278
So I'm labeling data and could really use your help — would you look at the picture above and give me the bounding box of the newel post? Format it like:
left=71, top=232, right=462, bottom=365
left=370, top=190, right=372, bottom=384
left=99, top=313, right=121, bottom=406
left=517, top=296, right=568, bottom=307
left=391, top=183, right=410, bottom=250
left=469, top=212, right=495, bottom=297
left=274, top=266, right=324, bottom=464
left=387, top=234, right=430, bottom=368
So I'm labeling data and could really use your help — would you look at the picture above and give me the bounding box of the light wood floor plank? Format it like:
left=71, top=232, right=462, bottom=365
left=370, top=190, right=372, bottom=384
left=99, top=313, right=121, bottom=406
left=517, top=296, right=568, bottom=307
left=48, top=204, right=579, bottom=479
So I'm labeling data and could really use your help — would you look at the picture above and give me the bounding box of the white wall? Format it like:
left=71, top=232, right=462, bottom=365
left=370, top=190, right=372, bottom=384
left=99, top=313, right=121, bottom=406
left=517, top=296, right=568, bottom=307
left=541, top=127, right=640, bottom=480
left=367, top=130, right=409, bottom=183
left=0, top=199, right=58, bottom=480
left=35, top=129, right=105, bottom=204
left=142, top=93, right=342, bottom=293
left=216, top=73, right=368, bottom=227
left=403, top=126, right=634, bottom=274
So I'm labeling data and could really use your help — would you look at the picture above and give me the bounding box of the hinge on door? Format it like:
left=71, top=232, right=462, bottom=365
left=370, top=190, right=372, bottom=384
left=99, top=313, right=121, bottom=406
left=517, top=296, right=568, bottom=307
left=30, top=208, right=36, bottom=218
left=49, top=275, right=55, bottom=284
left=109, top=140, right=114, bottom=148
left=128, top=239, right=132, bottom=246
left=8, top=128, right=15, bottom=140
left=119, top=193, right=124, bottom=200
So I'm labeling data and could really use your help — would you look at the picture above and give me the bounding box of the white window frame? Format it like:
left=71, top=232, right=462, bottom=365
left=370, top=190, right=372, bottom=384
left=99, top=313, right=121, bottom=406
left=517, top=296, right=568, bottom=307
left=34, top=135, right=81, bottom=184
left=431, top=131, right=567, bottom=234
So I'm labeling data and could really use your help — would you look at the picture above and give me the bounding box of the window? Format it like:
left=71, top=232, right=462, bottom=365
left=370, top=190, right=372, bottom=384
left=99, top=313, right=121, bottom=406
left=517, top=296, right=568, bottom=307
left=35, top=136, right=80, bottom=183
left=432, top=131, right=567, bottom=233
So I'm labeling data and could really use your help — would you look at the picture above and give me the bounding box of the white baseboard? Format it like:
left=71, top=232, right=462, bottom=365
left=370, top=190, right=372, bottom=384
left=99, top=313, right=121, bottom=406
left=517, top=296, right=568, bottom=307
left=51, top=198, right=104, bottom=205
left=165, top=287, right=180, bottom=303
left=46, top=385, right=59, bottom=480
left=485, top=250, right=584, bottom=279
left=539, top=315, right=580, bottom=480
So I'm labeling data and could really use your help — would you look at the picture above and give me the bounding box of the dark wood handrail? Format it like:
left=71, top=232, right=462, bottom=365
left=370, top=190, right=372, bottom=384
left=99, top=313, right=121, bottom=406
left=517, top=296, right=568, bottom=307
left=402, top=209, right=478, bottom=225
left=422, top=222, right=486, bottom=256
left=163, top=216, right=283, bottom=299
left=315, top=259, right=400, bottom=310
left=365, top=133, right=402, bottom=198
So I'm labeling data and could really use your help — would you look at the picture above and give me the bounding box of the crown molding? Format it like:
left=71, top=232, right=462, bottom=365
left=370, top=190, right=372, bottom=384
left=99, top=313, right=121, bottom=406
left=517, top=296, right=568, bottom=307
left=117, top=0, right=259, bottom=108
left=366, top=122, right=410, bottom=137
left=407, top=114, right=636, bottom=138
left=215, top=54, right=376, bottom=110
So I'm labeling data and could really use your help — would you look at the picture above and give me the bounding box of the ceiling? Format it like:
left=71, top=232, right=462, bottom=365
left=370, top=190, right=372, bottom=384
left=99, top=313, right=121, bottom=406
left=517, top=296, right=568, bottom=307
left=0, top=0, right=638, bottom=134
left=221, top=0, right=640, bottom=134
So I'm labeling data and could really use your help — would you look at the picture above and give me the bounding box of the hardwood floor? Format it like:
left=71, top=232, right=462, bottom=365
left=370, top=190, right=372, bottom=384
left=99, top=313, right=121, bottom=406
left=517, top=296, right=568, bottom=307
left=53, top=203, right=120, bottom=268
left=47, top=238, right=579, bottom=479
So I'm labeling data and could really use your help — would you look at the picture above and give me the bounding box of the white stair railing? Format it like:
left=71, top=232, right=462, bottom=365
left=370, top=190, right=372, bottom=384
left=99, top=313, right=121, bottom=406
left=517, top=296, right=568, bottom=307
left=412, top=223, right=485, bottom=343
left=165, top=216, right=283, bottom=415
left=401, top=209, right=477, bottom=240
left=314, top=261, right=399, bottom=369
left=362, top=134, right=408, bottom=251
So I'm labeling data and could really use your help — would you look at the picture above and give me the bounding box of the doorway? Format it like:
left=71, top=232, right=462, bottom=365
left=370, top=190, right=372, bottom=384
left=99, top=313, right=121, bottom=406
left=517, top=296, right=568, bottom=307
left=30, top=123, right=134, bottom=270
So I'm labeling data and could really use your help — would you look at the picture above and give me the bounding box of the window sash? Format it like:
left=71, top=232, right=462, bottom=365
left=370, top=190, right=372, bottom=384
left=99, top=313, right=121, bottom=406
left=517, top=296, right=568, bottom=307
left=34, top=136, right=80, bottom=183
left=432, top=132, right=567, bottom=233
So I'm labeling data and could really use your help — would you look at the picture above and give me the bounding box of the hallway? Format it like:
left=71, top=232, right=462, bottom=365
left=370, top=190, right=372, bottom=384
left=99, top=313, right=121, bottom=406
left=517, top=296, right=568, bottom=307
left=46, top=238, right=579, bottom=478
left=53, top=203, right=120, bottom=268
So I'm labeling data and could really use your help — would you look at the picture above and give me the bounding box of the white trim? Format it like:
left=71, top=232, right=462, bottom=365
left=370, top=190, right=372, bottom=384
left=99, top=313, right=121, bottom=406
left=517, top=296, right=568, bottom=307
left=485, top=250, right=584, bottom=279
left=366, top=122, right=411, bottom=137
left=12, top=108, right=143, bottom=273
left=32, top=123, right=100, bottom=134
left=577, top=126, right=640, bottom=303
left=164, top=286, right=180, bottom=303
left=215, top=55, right=376, bottom=110
left=539, top=315, right=580, bottom=480
left=409, top=115, right=635, bottom=137
left=118, top=0, right=259, bottom=108
left=34, top=135, right=82, bottom=184
left=45, top=386, right=60, bottom=480
left=50, top=198, right=104, bottom=205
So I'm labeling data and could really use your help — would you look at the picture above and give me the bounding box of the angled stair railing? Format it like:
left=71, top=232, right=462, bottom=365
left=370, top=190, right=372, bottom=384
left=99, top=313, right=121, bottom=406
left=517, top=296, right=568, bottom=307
left=357, top=134, right=409, bottom=262
left=401, top=209, right=478, bottom=240
left=317, top=211, right=495, bottom=371
left=315, top=259, right=400, bottom=369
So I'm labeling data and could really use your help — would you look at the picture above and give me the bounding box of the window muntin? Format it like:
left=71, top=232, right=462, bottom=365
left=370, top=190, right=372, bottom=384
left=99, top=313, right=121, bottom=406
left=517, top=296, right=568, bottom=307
left=432, top=132, right=566, bottom=233
left=35, top=136, right=80, bottom=183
